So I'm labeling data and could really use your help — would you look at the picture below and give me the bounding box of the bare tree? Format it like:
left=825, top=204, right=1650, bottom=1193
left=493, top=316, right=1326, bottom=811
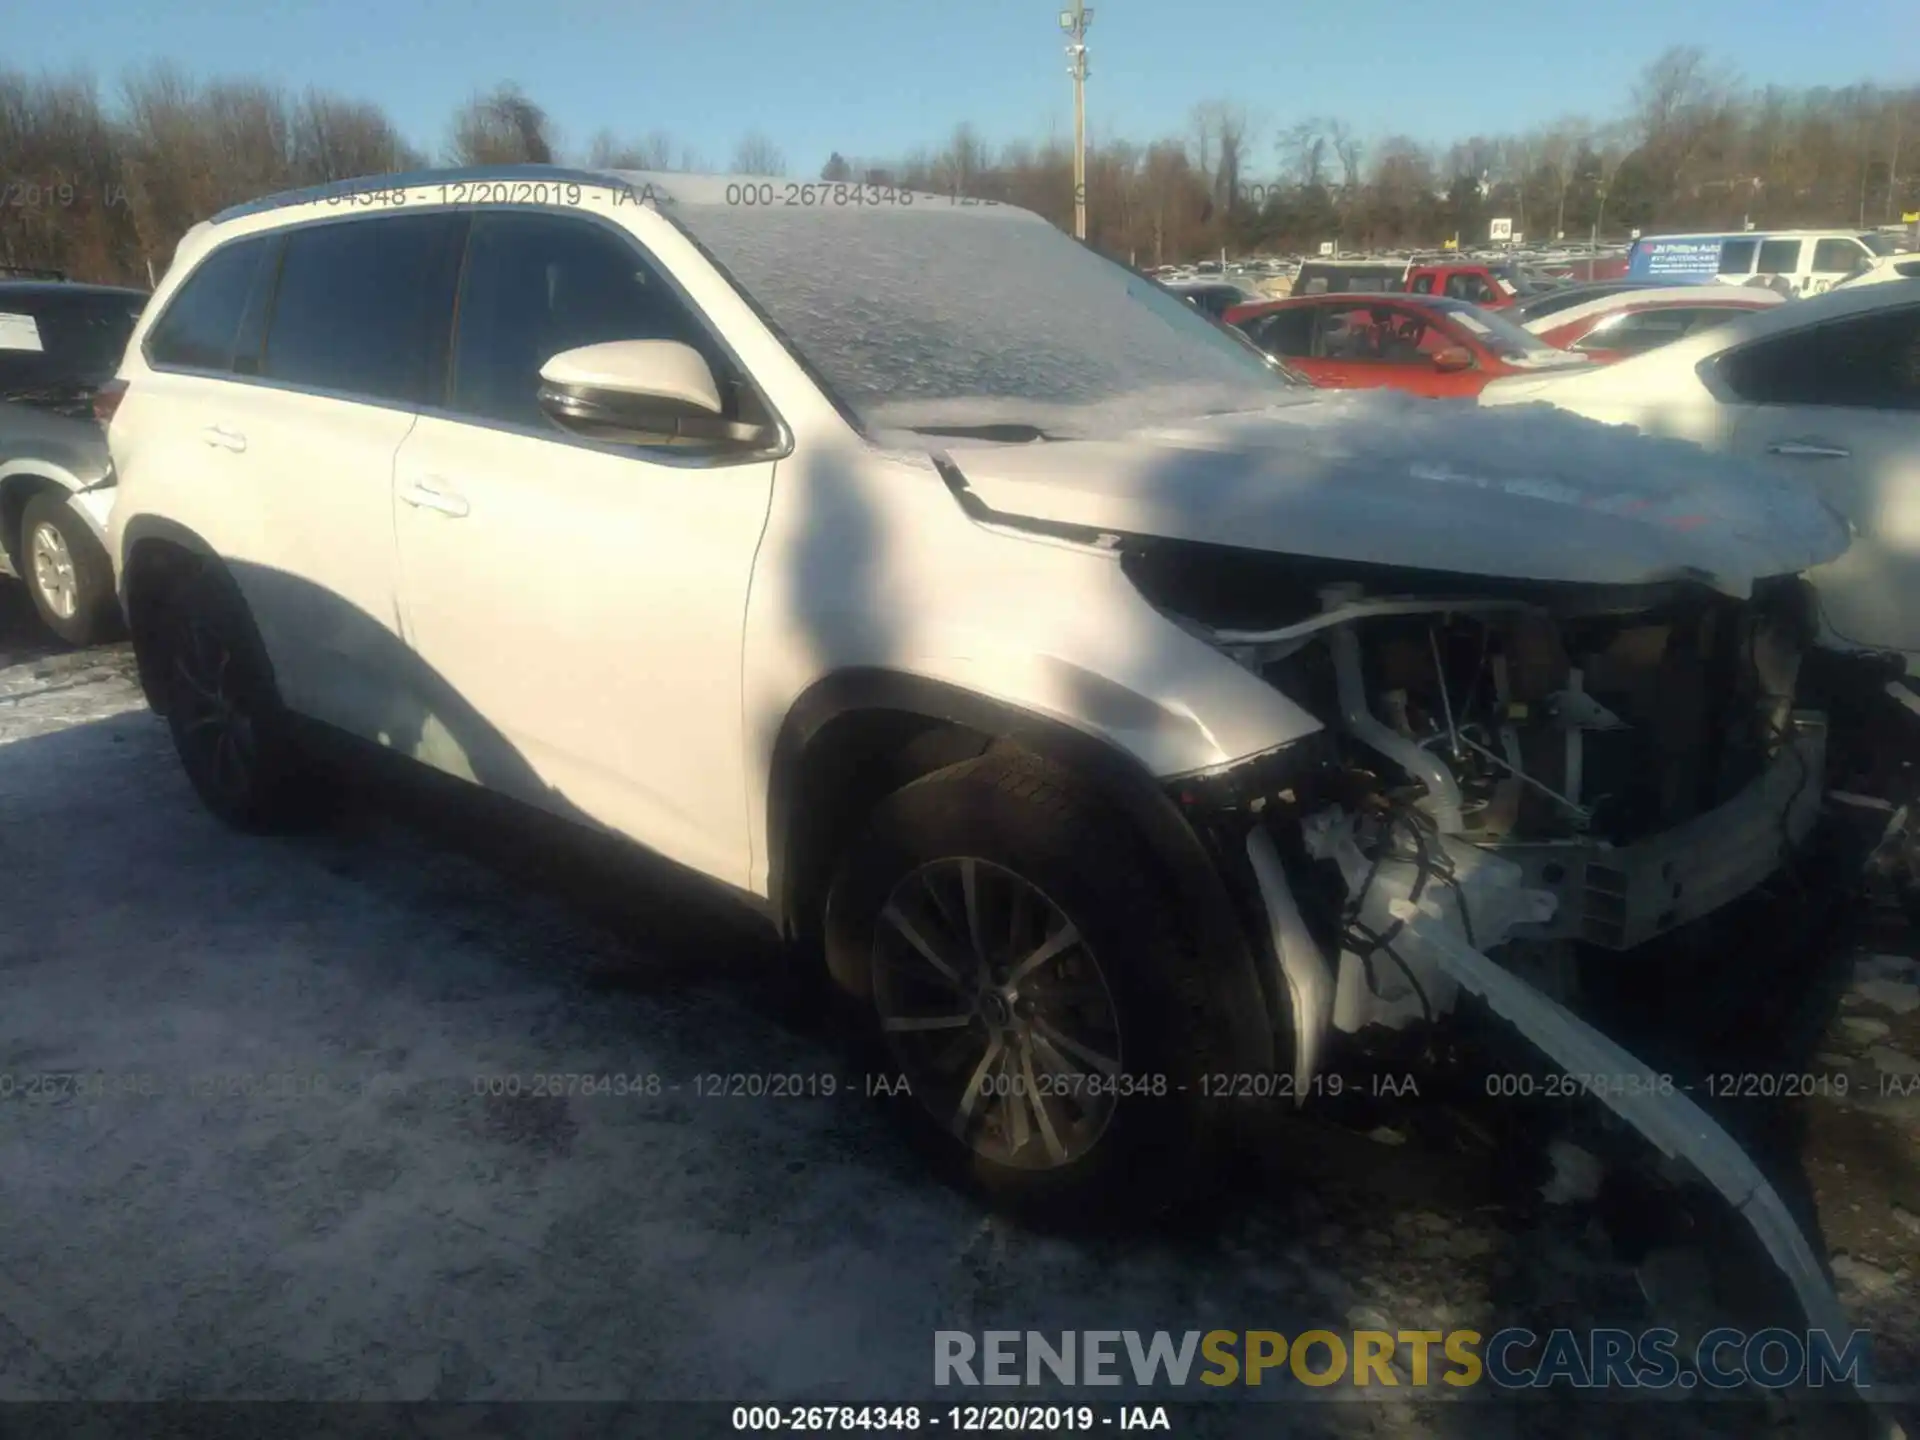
left=449, top=84, right=553, bottom=165
left=730, top=130, right=787, bottom=177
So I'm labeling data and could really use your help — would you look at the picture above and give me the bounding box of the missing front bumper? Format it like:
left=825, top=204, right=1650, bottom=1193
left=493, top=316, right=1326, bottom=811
left=1497, top=717, right=1826, bottom=951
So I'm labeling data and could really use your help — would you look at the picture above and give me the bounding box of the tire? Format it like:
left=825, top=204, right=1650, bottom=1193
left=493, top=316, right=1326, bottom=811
left=19, top=491, right=120, bottom=647
left=158, top=565, right=321, bottom=833
left=822, top=750, right=1256, bottom=1225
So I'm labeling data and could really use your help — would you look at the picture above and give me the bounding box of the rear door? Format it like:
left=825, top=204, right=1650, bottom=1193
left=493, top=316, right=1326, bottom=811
left=1722, top=302, right=1920, bottom=669
left=233, top=211, right=466, bottom=735
left=112, top=233, right=280, bottom=583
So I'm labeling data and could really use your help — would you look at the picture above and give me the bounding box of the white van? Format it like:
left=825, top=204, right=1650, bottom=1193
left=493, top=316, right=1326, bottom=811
left=1627, top=229, right=1877, bottom=296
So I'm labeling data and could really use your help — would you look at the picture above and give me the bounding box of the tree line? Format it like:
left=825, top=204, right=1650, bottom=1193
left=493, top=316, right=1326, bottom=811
left=2, top=49, right=1914, bottom=287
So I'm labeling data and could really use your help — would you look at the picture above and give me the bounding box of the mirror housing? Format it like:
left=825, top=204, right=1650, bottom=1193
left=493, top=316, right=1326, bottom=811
left=1431, top=345, right=1475, bottom=373
left=537, top=340, right=776, bottom=448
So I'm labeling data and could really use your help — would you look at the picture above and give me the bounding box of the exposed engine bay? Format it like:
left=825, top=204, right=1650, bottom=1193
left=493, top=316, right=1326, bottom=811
left=1131, top=540, right=1830, bottom=1034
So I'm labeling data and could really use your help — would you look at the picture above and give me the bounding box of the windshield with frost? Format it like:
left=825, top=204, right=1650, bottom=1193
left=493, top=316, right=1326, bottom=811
left=672, top=204, right=1292, bottom=437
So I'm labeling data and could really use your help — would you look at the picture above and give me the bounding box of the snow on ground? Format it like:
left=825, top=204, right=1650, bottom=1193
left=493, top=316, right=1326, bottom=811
left=0, top=578, right=1912, bottom=1436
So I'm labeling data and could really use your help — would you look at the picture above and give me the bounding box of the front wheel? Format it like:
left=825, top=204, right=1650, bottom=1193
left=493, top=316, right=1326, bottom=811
left=824, top=751, right=1265, bottom=1224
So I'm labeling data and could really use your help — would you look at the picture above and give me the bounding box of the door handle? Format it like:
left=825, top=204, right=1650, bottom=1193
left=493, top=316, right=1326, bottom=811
left=398, top=479, right=470, bottom=517
left=1765, top=440, right=1850, bottom=459
left=200, top=425, right=247, bottom=453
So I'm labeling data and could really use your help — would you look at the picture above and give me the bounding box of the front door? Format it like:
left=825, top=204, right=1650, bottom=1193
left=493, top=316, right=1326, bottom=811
left=391, top=209, right=778, bottom=887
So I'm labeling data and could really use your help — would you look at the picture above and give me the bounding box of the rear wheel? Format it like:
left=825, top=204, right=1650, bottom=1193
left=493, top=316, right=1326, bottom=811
left=824, top=751, right=1261, bottom=1223
left=20, top=492, right=119, bottom=647
left=159, top=567, right=321, bottom=832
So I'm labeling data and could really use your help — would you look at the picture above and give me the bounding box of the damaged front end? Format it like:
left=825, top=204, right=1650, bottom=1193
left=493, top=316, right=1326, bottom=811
left=1134, top=540, right=1871, bottom=1382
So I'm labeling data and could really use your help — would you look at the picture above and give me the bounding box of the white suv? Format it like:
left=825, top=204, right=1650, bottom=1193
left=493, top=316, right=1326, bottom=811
left=102, top=167, right=1863, bottom=1290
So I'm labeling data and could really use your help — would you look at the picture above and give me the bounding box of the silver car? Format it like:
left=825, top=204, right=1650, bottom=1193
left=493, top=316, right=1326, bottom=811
left=0, top=279, right=146, bottom=645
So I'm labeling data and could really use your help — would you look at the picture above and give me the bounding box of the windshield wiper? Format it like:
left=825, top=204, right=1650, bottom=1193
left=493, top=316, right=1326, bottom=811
left=902, top=423, right=1063, bottom=443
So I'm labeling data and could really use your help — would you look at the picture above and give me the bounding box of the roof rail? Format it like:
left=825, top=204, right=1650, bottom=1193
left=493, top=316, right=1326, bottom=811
left=209, top=163, right=625, bottom=225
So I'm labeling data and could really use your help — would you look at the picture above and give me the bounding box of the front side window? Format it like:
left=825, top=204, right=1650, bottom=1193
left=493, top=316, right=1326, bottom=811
left=1315, top=304, right=1389, bottom=362
left=145, top=237, right=275, bottom=373
left=261, top=214, right=464, bottom=404
left=1812, top=238, right=1869, bottom=275
left=448, top=212, right=741, bottom=433
left=1721, top=306, right=1920, bottom=411
left=1245, top=307, right=1314, bottom=357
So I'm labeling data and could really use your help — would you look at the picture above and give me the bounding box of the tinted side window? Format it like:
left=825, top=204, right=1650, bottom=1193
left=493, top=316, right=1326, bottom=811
left=1721, top=306, right=1920, bottom=411
left=146, top=237, right=274, bottom=372
left=1314, top=305, right=1386, bottom=361
left=449, top=212, right=734, bottom=431
left=1718, top=239, right=1758, bottom=275
left=1755, top=238, right=1802, bottom=274
left=1410, top=274, right=1435, bottom=294
left=1575, top=308, right=1695, bottom=354
left=1246, top=307, right=1314, bottom=357
left=262, top=214, right=464, bottom=404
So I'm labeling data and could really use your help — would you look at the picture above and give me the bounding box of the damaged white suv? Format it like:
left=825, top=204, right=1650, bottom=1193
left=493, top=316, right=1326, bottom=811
left=107, top=170, right=1856, bottom=1282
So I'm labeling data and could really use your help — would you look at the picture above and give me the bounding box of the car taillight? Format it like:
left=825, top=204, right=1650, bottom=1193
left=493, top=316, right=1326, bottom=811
left=92, top=378, right=128, bottom=428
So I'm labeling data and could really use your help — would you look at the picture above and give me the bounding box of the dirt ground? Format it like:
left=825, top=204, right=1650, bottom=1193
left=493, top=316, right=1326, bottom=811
left=1, top=578, right=1914, bottom=1439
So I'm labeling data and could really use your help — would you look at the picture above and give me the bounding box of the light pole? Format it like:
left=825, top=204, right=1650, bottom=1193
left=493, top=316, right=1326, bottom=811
left=1060, top=4, right=1092, bottom=239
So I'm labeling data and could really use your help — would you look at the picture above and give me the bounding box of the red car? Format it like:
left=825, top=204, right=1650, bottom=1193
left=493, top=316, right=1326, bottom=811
left=1224, top=293, right=1592, bottom=397
left=1526, top=286, right=1784, bottom=363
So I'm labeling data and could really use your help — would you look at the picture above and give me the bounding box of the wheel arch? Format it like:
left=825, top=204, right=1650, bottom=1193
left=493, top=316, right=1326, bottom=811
left=118, top=517, right=235, bottom=714
left=0, top=467, right=79, bottom=572
left=766, top=668, right=1278, bottom=1074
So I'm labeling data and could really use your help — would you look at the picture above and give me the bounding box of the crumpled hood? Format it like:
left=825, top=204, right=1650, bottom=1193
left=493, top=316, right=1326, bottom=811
left=938, top=390, right=1849, bottom=597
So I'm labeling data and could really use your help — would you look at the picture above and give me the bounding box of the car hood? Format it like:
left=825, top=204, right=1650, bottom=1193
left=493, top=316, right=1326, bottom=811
left=937, top=391, right=1848, bottom=597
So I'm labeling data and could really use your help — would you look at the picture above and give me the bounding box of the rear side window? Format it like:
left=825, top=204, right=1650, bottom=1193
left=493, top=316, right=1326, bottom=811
left=262, top=214, right=464, bottom=404
left=1755, top=238, right=1802, bottom=275
left=1409, top=274, right=1435, bottom=294
left=1721, top=305, right=1920, bottom=410
left=1444, top=272, right=1498, bottom=304
left=1718, top=239, right=1758, bottom=275
left=145, top=237, right=275, bottom=372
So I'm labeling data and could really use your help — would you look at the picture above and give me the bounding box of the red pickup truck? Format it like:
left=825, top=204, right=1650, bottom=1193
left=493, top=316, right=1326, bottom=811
left=1399, top=261, right=1544, bottom=309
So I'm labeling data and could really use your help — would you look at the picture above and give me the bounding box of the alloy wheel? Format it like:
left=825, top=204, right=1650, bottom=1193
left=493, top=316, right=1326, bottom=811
left=871, top=857, right=1123, bottom=1170
left=28, top=521, right=78, bottom=620
left=171, top=621, right=259, bottom=803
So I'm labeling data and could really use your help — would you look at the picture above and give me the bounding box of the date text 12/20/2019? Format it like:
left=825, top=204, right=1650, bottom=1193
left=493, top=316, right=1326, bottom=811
left=731, top=1405, right=1173, bottom=1431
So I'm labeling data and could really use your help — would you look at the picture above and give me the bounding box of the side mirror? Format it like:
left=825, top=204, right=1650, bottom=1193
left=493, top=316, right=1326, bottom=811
left=1431, top=345, right=1475, bottom=373
left=537, top=340, right=777, bottom=449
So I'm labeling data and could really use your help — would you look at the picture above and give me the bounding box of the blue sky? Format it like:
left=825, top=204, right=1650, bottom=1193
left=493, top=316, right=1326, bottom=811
left=4, top=0, right=1914, bottom=177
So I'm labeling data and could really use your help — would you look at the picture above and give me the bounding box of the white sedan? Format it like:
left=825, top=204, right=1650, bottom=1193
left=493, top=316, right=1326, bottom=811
left=1481, top=284, right=1920, bottom=675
